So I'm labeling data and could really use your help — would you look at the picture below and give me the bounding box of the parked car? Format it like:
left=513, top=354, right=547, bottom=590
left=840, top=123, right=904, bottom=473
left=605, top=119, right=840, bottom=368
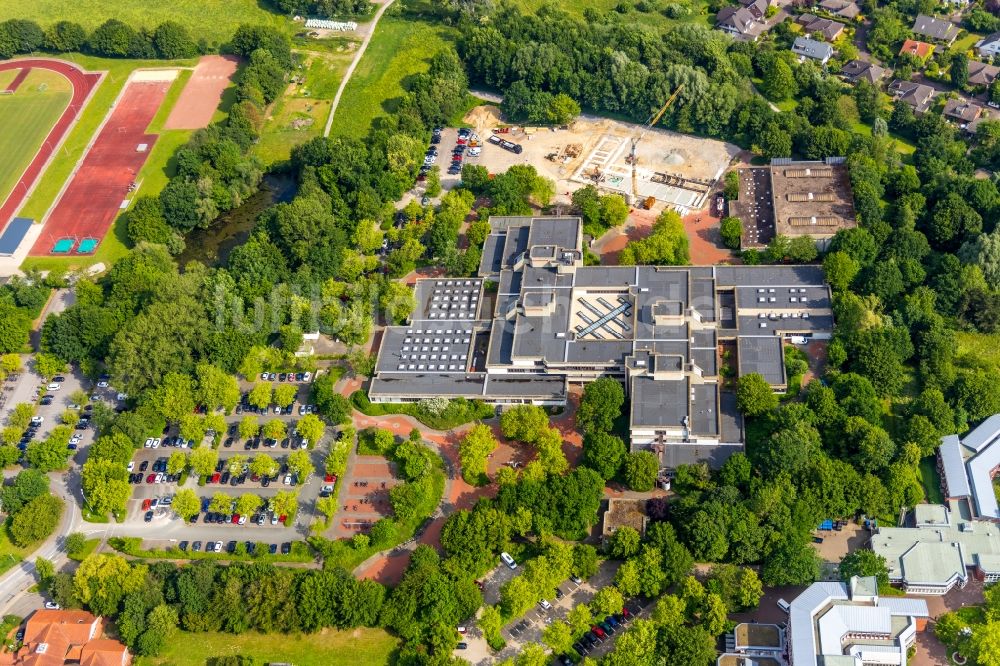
left=144, top=511, right=153, bottom=522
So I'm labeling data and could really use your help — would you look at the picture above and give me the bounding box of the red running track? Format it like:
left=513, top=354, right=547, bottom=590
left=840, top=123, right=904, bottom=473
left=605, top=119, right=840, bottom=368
left=4, top=66, right=31, bottom=93
left=31, top=79, right=170, bottom=255
left=0, top=59, right=101, bottom=234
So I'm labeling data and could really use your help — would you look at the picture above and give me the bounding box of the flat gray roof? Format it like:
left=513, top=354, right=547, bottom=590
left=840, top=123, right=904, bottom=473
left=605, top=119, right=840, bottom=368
left=738, top=336, right=786, bottom=385
left=631, top=376, right=689, bottom=429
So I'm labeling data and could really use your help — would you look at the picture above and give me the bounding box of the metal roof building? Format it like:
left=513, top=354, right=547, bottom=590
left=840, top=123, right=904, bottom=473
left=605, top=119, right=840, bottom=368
left=787, top=577, right=928, bottom=666
left=936, top=414, right=1000, bottom=521
left=369, top=216, right=835, bottom=469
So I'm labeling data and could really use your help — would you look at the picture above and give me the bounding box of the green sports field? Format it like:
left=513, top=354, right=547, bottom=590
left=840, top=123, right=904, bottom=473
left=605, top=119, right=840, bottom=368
left=0, top=68, right=72, bottom=216
left=0, top=0, right=291, bottom=47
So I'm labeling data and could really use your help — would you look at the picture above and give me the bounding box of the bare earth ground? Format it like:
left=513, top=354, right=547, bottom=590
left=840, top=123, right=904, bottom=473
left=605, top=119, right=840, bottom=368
left=164, top=55, right=239, bottom=130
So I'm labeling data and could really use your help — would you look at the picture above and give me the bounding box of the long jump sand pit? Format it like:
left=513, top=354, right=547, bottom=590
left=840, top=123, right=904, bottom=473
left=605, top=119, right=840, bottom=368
left=164, top=55, right=238, bottom=130
left=464, top=106, right=739, bottom=214
left=31, top=69, right=176, bottom=256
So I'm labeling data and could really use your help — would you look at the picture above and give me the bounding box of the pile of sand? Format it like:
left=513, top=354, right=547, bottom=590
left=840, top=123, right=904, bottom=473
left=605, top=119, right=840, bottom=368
left=465, top=104, right=502, bottom=134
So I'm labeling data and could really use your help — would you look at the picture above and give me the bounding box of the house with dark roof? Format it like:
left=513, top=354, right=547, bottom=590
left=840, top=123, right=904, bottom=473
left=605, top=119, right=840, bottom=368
left=738, top=0, right=772, bottom=20
left=888, top=79, right=937, bottom=113
left=977, top=31, right=1000, bottom=58
left=912, top=14, right=959, bottom=45
left=968, top=60, right=1000, bottom=87
left=840, top=59, right=888, bottom=84
left=796, top=15, right=846, bottom=41
left=900, top=39, right=934, bottom=60
left=792, top=36, right=834, bottom=63
left=817, top=0, right=861, bottom=19
left=716, top=5, right=766, bottom=40
left=943, top=99, right=983, bottom=127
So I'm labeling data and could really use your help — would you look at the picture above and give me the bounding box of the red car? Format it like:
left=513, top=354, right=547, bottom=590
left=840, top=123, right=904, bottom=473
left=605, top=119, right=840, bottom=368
left=210, top=472, right=221, bottom=484
left=621, top=607, right=631, bottom=619
left=591, top=626, right=606, bottom=639
left=146, top=474, right=156, bottom=483
left=141, top=498, right=152, bottom=511
left=231, top=514, right=240, bottom=524
left=278, top=514, right=287, bottom=523
left=324, top=474, right=336, bottom=483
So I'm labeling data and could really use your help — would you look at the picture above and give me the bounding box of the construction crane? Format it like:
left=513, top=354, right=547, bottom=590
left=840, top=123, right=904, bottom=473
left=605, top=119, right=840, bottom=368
left=629, top=85, right=683, bottom=206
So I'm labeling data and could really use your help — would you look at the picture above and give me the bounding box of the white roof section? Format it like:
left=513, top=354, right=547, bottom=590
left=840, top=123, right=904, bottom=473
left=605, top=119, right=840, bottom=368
left=969, top=437, right=1000, bottom=519
left=789, top=580, right=928, bottom=666
left=963, top=413, right=1000, bottom=452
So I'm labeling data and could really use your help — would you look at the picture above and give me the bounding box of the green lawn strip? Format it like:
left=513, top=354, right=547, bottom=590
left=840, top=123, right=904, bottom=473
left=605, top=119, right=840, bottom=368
left=315, top=459, right=445, bottom=571
left=135, top=628, right=398, bottom=666
left=0, top=0, right=292, bottom=47
left=506, top=0, right=713, bottom=27
left=0, top=69, right=72, bottom=208
left=108, top=536, right=316, bottom=563
left=951, top=31, right=982, bottom=55
left=67, top=538, right=100, bottom=562
left=351, top=390, right=493, bottom=430
left=919, top=456, right=944, bottom=504
left=330, top=16, right=459, bottom=138
left=0, top=523, right=35, bottom=578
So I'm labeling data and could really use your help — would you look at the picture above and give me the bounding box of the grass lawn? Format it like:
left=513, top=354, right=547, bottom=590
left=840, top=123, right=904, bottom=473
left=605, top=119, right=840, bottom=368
left=16, top=53, right=198, bottom=273
left=135, top=628, right=398, bottom=666
left=0, top=1, right=292, bottom=48
left=330, top=17, right=459, bottom=138
left=255, top=44, right=354, bottom=166
left=67, top=538, right=100, bottom=562
left=956, top=330, right=1000, bottom=370
left=951, top=31, right=983, bottom=54
left=0, top=523, right=34, bottom=578
left=920, top=456, right=945, bottom=505
left=508, top=0, right=714, bottom=27
left=0, top=69, right=72, bottom=211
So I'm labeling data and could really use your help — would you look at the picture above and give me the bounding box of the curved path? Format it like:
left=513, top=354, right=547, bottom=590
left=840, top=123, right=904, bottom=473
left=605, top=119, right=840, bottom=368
left=322, top=0, right=396, bottom=137
left=0, top=59, right=102, bottom=231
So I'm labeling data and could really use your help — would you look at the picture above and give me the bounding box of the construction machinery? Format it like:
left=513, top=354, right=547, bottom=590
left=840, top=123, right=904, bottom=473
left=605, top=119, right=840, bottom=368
left=629, top=86, right=683, bottom=206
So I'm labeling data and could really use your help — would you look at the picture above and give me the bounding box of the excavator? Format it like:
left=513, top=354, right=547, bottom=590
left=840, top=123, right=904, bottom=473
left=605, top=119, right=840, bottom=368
left=628, top=85, right=683, bottom=207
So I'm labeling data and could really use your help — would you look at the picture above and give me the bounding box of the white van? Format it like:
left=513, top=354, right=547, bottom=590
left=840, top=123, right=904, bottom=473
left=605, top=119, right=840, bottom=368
left=777, top=598, right=791, bottom=613
left=500, top=552, right=517, bottom=570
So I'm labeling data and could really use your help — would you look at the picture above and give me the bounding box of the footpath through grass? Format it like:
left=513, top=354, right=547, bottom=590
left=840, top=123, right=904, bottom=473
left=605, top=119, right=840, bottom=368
left=135, top=628, right=398, bottom=666
left=0, top=0, right=292, bottom=47
left=330, top=16, right=459, bottom=138
left=0, top=69, right=72, bottom=210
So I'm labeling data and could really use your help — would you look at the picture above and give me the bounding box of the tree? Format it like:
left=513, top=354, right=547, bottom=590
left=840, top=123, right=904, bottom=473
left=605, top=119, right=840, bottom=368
left=196, top=363, right=240, bottom=413
left=1, top=469, right=49, bottom=515
left=624, top=451, right=659, bottom=491
left=73, top=553, right=145, bottom=617
left=840, top=549, right=889, bottom=590
left=618, top=210, right=690, bottom=265
left=736, top=373, right=777, bottom=417
left=171, top=489, right=200, bottom=521
left=250, top=453, right=278, bottom=479
left=295, top=414, right=325, bottom=446
left=35, top=557, right=55, bottom=585
left=273, top=383, right=297, bottom=408
left=65, top=532, right=86, bottom=557
left=167, top=451, right=187, bottom=475
left=286, top=450, right=314, bottom=479
left=534, top=427, right=568, bottom=475
left=188, top=447, right=217, bottom=478
left=238, top=416, right=260, bottom=440
left=459, top=424, right=497, bottom=484
left=262, top=419, right=286, bottom=441
left=720, top=217, right=742, bottom=250
left=209, top=492, right=233, bottom=515
left=271, top=490, right=298, bottom=522
left=609, top=526, right=642, bottom=559
left=761, top=57, right=797, bottom=101
left=952, top=52, right=969, bottom=88
left=972, top=621, right=1000, bottom=666
left=823, top=251, right=860, bottom=292
left=10, top=494, right=63, bottom=546
left=227, top=454, right=248, bottom=475
left=500, top=405, right=548, bottom=443
left=0, top=304, right=30, bottom=353
left=26, top=437, right=71, bottom=472
left=45, top=21, right=87, bottom=52
left=577, top=377, right=625, bottom=434
left=87, top=19, right=137, bottom=57
left=582, top=431, right=626, bottom=481
left=542, top=619, right=575, bottom=655
left=235, top=493, right=263, bottom=517
left=311, top=373, right=351, bottom=424
left=81, top=459, right=131, bottom=516
left=248, top=382, right=272, bottom=409
left=152, top=20, right=196, bottom=59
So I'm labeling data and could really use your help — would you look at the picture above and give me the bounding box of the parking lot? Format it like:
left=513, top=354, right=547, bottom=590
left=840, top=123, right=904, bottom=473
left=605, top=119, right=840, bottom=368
left=413, top=128, right=487, bottom=202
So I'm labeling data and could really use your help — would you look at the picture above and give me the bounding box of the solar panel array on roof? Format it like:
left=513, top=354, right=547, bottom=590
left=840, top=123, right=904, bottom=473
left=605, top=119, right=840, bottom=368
left=428, top=280, right=479, bottom=320
left=784, top=167, right=833, bottom=177
left=787, top=216, right=841, bottom=226
left=394, top=327, right=473, bottom=372
left=786, top=193, right=836, bottom=202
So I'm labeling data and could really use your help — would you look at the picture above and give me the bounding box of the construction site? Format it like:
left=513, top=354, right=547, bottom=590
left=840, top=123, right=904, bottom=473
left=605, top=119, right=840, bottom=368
left=464, top=105, right=739, bottom=215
